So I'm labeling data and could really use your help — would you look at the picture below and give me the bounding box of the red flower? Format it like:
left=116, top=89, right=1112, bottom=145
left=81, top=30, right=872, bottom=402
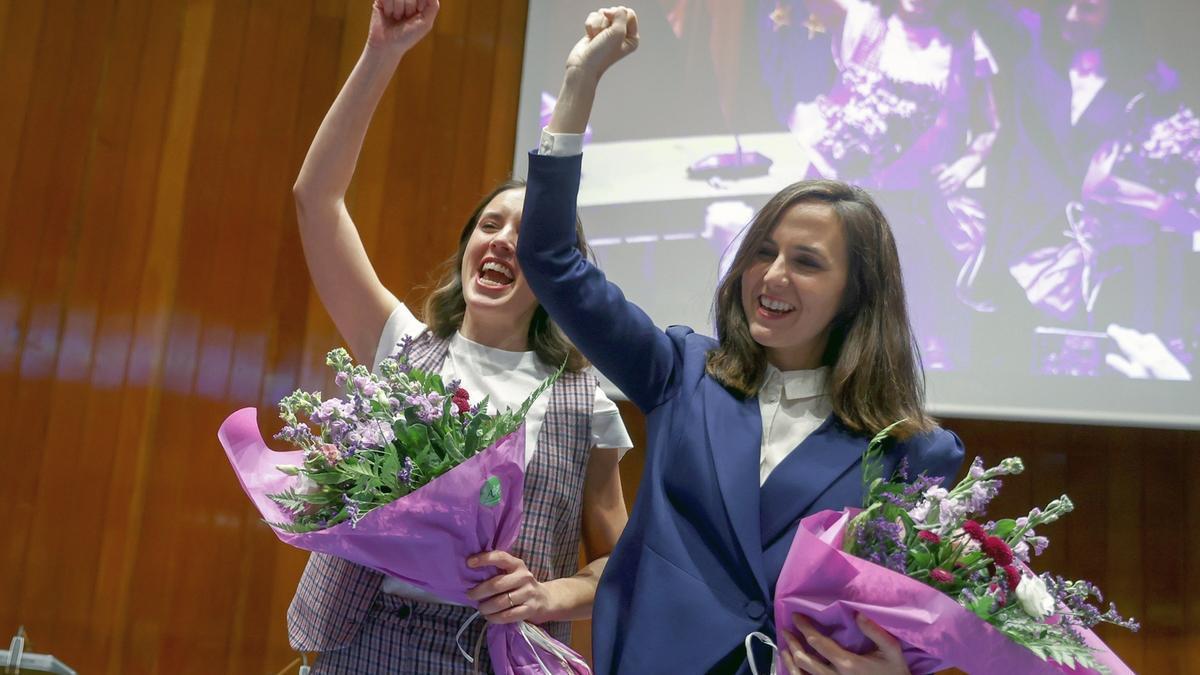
left=930, top=568, right=955, bottom=585
left=1003, top=565, right=1021, bottom=592
left=917, top=530, right=941, bottom=545
left=982, top=535, right=1014, bottom=566
left=962, top=520, right=986, bottom=541
left=989, top=582, right=1009, bottom=607
left=452, top=387, right=471, bottom=415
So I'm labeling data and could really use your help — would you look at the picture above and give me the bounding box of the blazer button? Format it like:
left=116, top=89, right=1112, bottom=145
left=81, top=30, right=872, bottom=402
left=744, top=600, right=766, bottom=620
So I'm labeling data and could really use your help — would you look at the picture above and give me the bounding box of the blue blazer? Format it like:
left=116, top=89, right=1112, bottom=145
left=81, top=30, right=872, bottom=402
left=518, top=152, right=966, bottom=674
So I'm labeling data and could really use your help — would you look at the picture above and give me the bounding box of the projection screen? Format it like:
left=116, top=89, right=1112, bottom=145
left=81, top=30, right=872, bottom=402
left=513, top=0, right=1200, bottom=429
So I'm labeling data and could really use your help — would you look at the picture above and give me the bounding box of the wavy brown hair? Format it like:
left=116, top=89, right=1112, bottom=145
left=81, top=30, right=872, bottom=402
left=705, top=180, right=934, bottom=436
left=420, top=179, right=592, bottom=372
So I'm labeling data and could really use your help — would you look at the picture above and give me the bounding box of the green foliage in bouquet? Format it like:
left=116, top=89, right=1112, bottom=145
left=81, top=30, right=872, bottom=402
left=266, top=336, right=560, bottom=533
left=844, top=424, right=1139, bottom=673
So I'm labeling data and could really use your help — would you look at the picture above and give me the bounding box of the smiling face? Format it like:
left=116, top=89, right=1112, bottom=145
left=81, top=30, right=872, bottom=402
left=458, top=187, right=538, bottom=337
left=739, top=202, right=849, bottom=371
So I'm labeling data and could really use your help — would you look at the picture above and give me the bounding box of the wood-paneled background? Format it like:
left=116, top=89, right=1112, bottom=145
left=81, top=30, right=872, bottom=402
left=1, top=1, right=1197, bottom=673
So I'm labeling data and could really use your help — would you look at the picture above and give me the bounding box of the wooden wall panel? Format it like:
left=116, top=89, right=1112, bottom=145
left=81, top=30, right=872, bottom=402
left=938, top=418, right=1200, bottom=673
left=4, top=1, right=1198, bottom=674
left=3, top=1, right=531, bottom=673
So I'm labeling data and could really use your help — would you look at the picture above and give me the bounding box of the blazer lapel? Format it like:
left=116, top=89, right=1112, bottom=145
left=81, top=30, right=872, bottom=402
left=759, top=417, right=884, bottom=547
left=703, top=379, right=768, bottom=598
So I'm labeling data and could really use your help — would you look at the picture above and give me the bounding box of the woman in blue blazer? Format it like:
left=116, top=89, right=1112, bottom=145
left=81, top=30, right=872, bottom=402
left=519, top=8, right=966, bottom=673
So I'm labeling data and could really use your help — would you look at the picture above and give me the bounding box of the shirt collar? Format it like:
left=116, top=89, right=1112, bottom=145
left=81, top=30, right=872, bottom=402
left=764, top=364, right=829, bottom=400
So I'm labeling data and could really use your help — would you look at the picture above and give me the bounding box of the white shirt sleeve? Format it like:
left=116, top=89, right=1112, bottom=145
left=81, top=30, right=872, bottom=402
left=590, top=383, right=633, bottom=456
left=371, top=302, right=428, bottom=372
left=538, top=127, right=585, bottom=157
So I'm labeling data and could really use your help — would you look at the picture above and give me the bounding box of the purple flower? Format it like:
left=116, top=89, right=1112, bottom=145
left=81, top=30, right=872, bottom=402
left=968, top=456, right=986, bottom=479
left=328, top=419, right=350, bottom=443
left=963, top=479, right=1000, bottom=513
left=342, top=494, right=361, bottom=525
left=353, top=375, right=378, bottom=398
left=335, top=371, right=349, bottom=387
left=277, top=424, right=315, bottom=445
left=391, top=335, right=416, bottom=373
left=397, top=456, right=415, bottom=486
left=311, top=398, right=354, bottom=425
left=397, top=334, right=415, bottom=354
left=406, top=392, right=444, bottom=424
left=854, top=516, right=907, bottom=573
left=350, top=422, right=395, bottom=449
left=1030, top=535, right=1049, bottom=556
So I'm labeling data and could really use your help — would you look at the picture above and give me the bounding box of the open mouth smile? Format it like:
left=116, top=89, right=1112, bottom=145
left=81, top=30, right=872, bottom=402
left=477, top=258, right=516, bottom=288
left=757, top=294, right=796, bottom=317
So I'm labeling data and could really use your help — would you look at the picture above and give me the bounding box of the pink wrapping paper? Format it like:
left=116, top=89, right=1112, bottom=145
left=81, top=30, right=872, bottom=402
left=218, top=407, right=588, bottom=674
left=773, top=510, right=1133, bottom=675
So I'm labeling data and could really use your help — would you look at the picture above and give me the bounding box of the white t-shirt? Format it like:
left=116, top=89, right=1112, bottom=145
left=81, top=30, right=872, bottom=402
left=375, top=303, right=633, bottom=602
left=371, top=303, right=633, bottom=460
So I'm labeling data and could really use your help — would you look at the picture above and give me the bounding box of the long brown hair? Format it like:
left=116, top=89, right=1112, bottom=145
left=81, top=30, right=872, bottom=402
left=705, top=180, right=934, bottom=436
left=420, top=179, right=592, bottom=372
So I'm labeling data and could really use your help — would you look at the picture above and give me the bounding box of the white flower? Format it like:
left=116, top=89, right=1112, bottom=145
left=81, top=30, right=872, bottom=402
left=1015, top=574, right=1055, bottom=620
left=908, top=501, right=931, bottom=523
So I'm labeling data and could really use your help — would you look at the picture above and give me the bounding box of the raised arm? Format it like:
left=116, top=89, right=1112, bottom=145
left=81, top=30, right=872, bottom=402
left=292, top=0, right=439, bottom=363
left=518, top=8, right=683, bottom=412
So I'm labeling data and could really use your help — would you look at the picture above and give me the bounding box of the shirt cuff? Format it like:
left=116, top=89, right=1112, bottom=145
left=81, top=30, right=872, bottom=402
left=538, top=128, right=584, bottom=157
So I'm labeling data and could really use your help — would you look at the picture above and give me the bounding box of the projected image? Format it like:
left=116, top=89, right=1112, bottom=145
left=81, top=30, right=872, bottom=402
left=515, top=0, right=1199, bottom=423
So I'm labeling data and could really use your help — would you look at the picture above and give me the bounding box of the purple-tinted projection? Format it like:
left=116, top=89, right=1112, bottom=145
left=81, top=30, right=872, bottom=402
left=515, top=0, right=1200, bottom=425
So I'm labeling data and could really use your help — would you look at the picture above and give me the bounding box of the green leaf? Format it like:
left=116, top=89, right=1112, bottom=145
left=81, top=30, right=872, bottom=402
left=379, top=447, right=400, bottom=490
left=967, top=595, right=993, bottom=620
left=861, top=418, right=907, bottom=506
left=992, top=518, right=1017, bottom=539
left=341, top=460, right=376, bottom=481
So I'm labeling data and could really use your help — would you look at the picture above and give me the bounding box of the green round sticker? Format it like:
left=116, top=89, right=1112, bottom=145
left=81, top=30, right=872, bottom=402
left=480, top=475, right=502, bottom=508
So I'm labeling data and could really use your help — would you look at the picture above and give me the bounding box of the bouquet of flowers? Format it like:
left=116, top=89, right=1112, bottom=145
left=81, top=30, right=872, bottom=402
left=1115, top=101, right=1200, bottom=227
left=265, top=340, right=547, bottom=532
left=218, top=337, right=588, bottom=675
left=764, top=423, right=1138, bottom=674
left=812, top=65, right=932, bottom=179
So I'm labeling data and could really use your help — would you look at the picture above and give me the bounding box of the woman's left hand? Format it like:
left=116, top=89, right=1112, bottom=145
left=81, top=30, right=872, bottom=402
left=778, top=613, right=910, bottom=675
left=466, top=551, right=552, bottom=624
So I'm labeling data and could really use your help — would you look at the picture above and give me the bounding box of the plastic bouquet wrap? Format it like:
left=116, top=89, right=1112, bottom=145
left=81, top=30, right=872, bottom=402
left=217, top=339, right=587, bottom=674
left=760, top=423, right=1138, bottom=674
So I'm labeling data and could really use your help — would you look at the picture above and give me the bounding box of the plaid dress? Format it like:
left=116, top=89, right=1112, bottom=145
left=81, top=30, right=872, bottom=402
left=286, top=331, right=597, bottom=674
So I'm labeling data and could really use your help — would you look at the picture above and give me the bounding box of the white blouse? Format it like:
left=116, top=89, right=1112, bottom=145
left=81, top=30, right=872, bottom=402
left=758, top=365, right=833, bottom=485
left=371, top=303, right=633, bottom=461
